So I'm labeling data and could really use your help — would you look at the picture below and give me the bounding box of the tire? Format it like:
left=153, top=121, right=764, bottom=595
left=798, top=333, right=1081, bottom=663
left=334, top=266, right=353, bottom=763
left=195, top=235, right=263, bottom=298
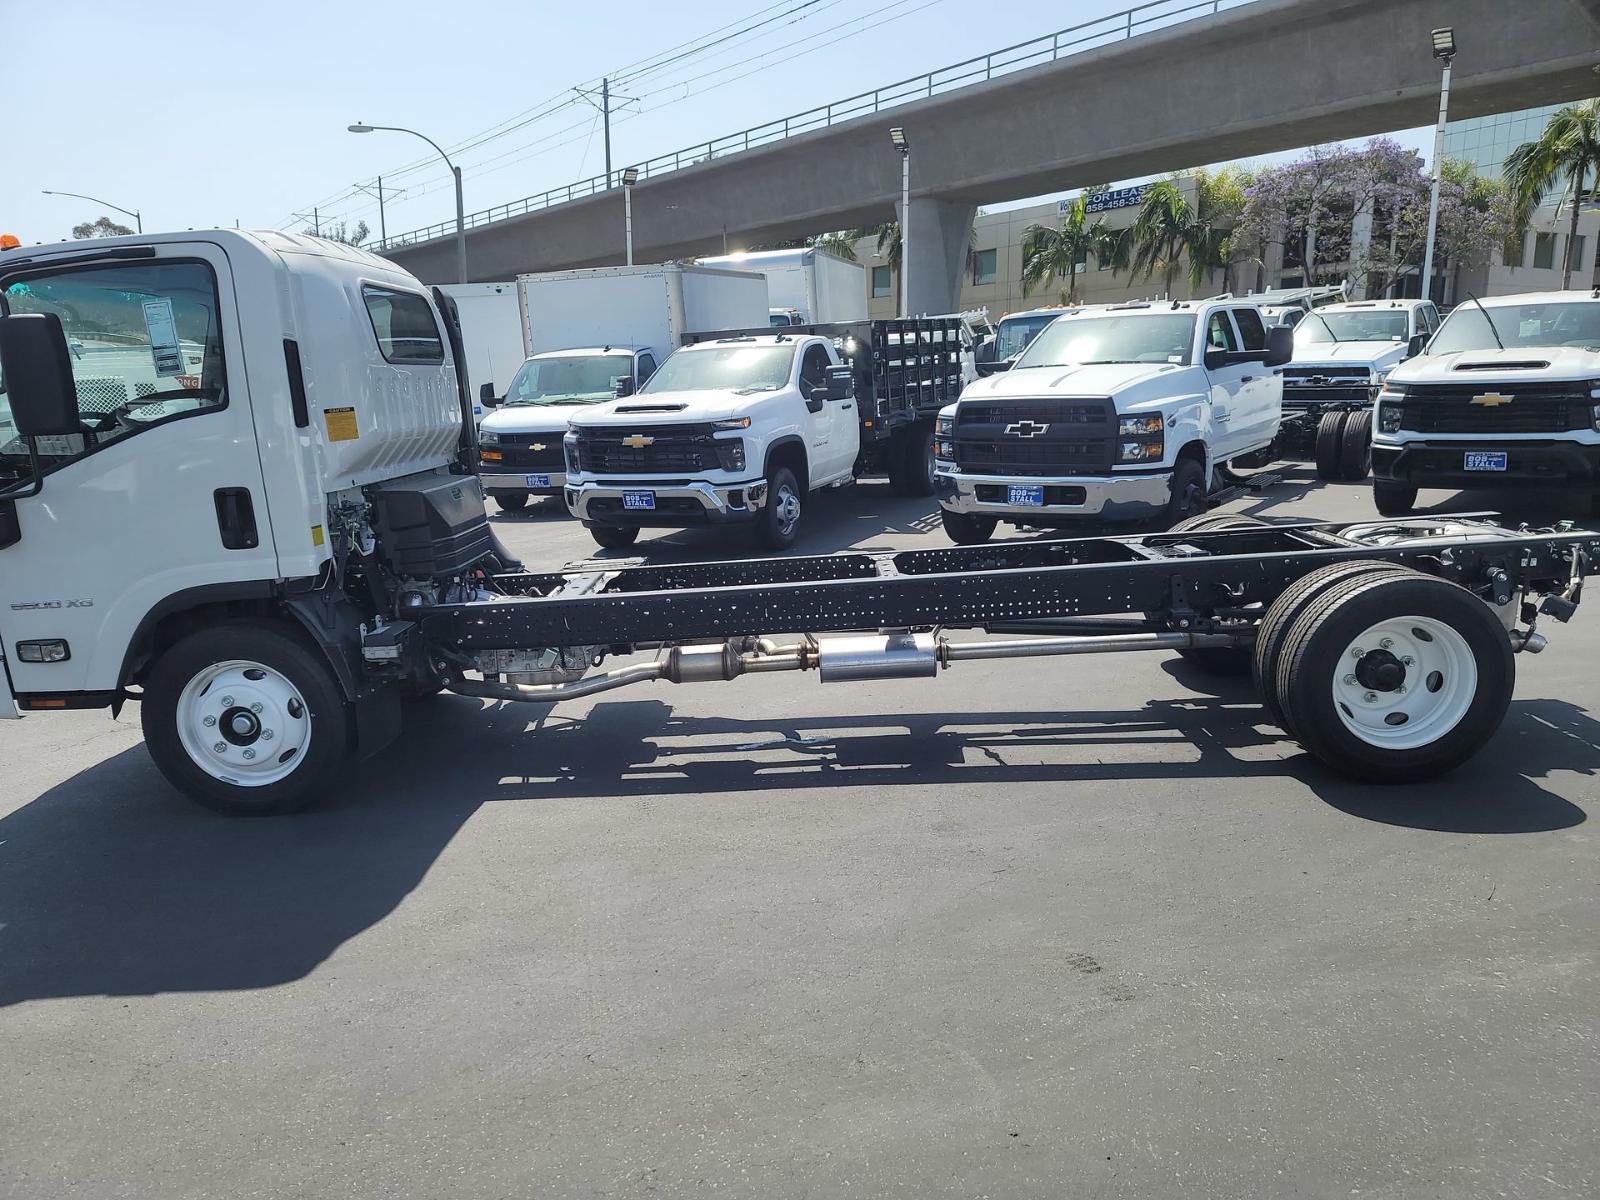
left=1160, top=514, right=1266, bottom=674
left=1314, top=411, right=1349, bottom=480
left=940, top=508, right=998, bottom=545
left=1338, top=411, right=1373, bottom=481
left=589, top=523, right=641, bottom=550
left=491, top=490, right=530, bottom=512
left=899, top=425, right=937, bottom=498
left=141, top=622, right=353, bottom=816
left=1373, top=479, right=1418, bottom=517
left=755, top=465, right=803, bottom=551
left=884, top=433, right=909, bottom=495
left=1274, top=570, right=1514, bottom=782
left=1155, top=457, right=1207, bottom=530
left=1253, top=561, right=1410, bottom=734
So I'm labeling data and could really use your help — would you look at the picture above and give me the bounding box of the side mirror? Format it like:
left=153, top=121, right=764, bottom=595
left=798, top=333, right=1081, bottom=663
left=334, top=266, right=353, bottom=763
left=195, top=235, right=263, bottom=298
left=612, top=375, right=636, bottom=399
left=1264, top=326, right=1294, bottom=368
left=976, top=359, right=1012, bottom=376
left=479, top=382, right=501, bottom=407
left=1202, top=346, right=1228, bottom=371
left=975, top=338, right=997, bottom=364
left=824, top=364, right=853, bottom=401
left=0, top=313, right=80, bottom=437
left=1404, top=332, right=1428, bottom=360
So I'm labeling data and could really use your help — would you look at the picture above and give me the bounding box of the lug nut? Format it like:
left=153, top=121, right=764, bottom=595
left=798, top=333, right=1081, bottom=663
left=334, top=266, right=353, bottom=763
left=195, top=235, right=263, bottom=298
left=1363, top=692, right=1377, bottom=702
left=1351, top=647, right=1363, bottom=658
left=1380, top=638, right=1394, bottom=649
left=261, top=730, right=275, bottom=741
left=1397, top=685, right=1407, bottom=694
left=242, top=748, right=256, bottom=760
left=1402, top=655, right=1415, bottom=666
left=221, top=696, right=234, bottom=707
left=203, top=715, right=217, bottom=727
left=214, top=742, right=228, bottom=754
left=251, top=702, right=264, bottom=714
left=1343, top=674, right=1357, bottom=685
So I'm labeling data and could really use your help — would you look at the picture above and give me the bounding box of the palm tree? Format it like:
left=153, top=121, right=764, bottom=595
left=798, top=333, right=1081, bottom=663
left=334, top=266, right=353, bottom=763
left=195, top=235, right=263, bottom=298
left=1019, top=196, right=1126, bottom=303
left=1131, top=180, right=1194, bottom=296
left=862, top=218, right=981, bottom=310
left=807, top=231, right=859, bottom=261
left=1503, top=99, right=1600, bottom=289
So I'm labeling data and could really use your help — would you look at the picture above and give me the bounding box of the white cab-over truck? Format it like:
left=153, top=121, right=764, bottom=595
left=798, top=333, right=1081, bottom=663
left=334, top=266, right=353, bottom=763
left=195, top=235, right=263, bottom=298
left=934, top=299, right=1293, bottom=543
left=476, top=264, right=768, bottom=512
left=1, top=231, right=1595, bottom=817
left=1372, top=290, right=1600, bottom=516
left=1280, top=298, right=1439, bottom=482
left=563, top=317, right=968, bottom=551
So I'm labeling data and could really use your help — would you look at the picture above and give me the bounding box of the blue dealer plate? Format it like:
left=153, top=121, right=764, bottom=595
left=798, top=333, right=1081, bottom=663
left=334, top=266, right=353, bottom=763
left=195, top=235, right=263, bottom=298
left=1463, top=451, right=1507, bottom=472
left=524, top=473, right=550, bottom=488
left=622, top=491, right=657, bottom=511
left=1007, top=485, right=1045, bottom=507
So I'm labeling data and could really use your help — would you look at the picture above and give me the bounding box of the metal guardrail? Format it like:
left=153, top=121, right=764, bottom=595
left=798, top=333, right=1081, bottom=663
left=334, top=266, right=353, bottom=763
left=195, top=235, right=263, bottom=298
left=378, top=0, right=1250, bottom=252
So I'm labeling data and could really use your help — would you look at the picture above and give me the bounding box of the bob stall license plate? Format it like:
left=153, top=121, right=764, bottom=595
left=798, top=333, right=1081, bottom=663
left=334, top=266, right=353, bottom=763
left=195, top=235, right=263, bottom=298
left=1463, top=451, right=1507, bottom=472
left=524, top=473, right=550, bottom=488
left=622, top=491, right=657, bottom=511
left=1007, top=484, right=1045, bottom=507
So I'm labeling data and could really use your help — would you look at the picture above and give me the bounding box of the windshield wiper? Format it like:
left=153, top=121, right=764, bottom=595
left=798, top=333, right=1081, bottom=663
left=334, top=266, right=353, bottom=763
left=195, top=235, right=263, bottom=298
left=1305, top=311, right=1341, bottom=342
left=1465, top=292, right=1507, bottom=351
left=732, top=383, right=782, bottom=394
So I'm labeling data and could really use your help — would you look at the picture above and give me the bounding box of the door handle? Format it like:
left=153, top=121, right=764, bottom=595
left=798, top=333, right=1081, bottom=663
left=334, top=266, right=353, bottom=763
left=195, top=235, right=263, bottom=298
left=1241, top=375, right=1257, bottom=382
left=214, top=488, right=259, bottom=550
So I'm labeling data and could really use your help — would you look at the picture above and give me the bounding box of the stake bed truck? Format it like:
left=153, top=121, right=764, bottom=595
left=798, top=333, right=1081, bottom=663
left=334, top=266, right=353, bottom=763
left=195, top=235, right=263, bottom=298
left=1, top=232, right=1594, bottom=815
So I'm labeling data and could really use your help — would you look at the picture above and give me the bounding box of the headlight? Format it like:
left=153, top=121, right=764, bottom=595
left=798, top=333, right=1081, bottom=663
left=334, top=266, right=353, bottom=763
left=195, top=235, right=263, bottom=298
left=713, top=416, right=752, bottom=430
left=478, top=430, right=499, bottom=446
left=715, top=439, right=746, bottom=471
left=1591, top=382, right=1600, bottom=431
left=1378, top=396, right=1404, bottom=434
left=936, top=416, right=954, bottom=436
left=1119, top=438, right=1164, bottom=463
left=1118, top=414, right=1164, bottom=437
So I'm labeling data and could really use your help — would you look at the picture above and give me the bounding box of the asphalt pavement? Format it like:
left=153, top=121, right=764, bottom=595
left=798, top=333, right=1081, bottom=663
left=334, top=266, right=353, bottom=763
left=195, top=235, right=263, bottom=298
left=3, top=469, right=1597, bottom=1199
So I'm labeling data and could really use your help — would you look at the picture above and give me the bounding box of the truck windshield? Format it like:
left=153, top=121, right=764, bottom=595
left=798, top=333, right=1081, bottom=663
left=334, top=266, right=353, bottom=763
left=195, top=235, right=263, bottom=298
left=994, top=314, right=1060, bottom=361
left=1298, top=310, right=1408, bottom=344
left=642, top=344, right=795, bottom=394
left=1014, top=313, right=1197, bottom=368
left=1429, top=301, right=1600, bottom=354
left=504, top=355, right=629, bottom=405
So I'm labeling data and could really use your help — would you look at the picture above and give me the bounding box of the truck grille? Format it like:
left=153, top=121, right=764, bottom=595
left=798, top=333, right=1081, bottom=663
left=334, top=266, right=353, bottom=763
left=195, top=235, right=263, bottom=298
left=953, top=399, right=1115, bottom=476
left=573, top=423, right=735, bottom=474
left=1283, top=368, right=1372, bottom=406
left=489, top=436, right=566, bottom=472
left=1398, top=384, right=1592, bottom=434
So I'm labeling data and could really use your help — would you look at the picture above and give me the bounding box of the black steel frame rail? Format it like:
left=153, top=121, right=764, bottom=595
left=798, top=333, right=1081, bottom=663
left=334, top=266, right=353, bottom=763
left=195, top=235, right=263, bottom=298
left=421, top=519, right=1600, bottom=651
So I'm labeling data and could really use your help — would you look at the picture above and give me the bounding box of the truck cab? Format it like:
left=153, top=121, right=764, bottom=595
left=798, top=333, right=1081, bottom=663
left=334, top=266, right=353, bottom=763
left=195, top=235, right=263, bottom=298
left=477, top=346, right=658, bottom=511
left=1281, top=298, right=1438, bottom=480
left=1372, top=290, right=1600, bottom=516
left=563, top=334, right=853, bottom=551
left=978, top=306, right=1064, bottom=375
left=934, top=299, right=1291, bottom=542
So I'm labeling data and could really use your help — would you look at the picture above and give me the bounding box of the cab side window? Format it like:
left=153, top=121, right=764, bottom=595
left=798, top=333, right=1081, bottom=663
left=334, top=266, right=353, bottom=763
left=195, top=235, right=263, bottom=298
left=1231, top=308, right=1268, bottom=352
left=1206, top=312, right=1240, bottom=353
left=637, top=353, right=657, bottom=384
left=799, top=344, right=832, bottom=389
left=362, top=286, right=444, bottom=364
left=0, top=259, right=227, bottom=479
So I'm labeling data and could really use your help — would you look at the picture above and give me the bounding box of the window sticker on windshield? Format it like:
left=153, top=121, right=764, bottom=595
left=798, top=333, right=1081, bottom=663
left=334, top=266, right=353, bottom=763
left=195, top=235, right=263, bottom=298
left=1519, top=319, right=1541, bottom=337
left=141, top=298, right=185, bottom=376
left=1167, top=355, right=1183, bottom=363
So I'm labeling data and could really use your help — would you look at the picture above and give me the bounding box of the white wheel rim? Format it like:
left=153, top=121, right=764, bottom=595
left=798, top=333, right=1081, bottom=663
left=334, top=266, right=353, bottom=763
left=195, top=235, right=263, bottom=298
left=176, top=659, right=313, bottom=787
left=1330, top=616, right=1477, bottom=751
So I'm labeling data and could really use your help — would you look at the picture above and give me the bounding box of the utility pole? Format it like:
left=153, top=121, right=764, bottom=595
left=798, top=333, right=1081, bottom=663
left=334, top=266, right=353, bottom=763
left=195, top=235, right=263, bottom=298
left=576, top=79, right=635, bottom=189
left=353, top=176, right=398, bottom=248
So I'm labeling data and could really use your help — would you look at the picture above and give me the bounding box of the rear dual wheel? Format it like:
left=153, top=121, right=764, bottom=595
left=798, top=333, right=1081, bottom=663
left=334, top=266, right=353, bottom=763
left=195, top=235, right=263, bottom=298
left=1313, top=411, right=1372, bottom=481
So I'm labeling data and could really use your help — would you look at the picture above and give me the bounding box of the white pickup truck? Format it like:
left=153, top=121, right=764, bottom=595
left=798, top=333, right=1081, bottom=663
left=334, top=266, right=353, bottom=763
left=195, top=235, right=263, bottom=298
left=1372, top=290, right=1600, bottom=516
left=934, top=299, right=1292, bottom=542
left=1281, top=298, right=1439, bottom=481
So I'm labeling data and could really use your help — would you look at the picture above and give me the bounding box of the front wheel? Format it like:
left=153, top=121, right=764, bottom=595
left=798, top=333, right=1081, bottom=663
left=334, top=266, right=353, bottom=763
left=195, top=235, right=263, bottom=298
left=1373, top=479, right=1418, bottom=516
left=589, top=523, right=641, bottom=550
left=899, top=425, right=937, bottom=497
left=141, top=623, right=353, bottom=816
left=940, top=508, right=998, bottom=545
left=491, top=489, right=530, bottom=512
left=1155, top=458, right=1207, bottom=530
left=755, top=465, right=803, bottom=550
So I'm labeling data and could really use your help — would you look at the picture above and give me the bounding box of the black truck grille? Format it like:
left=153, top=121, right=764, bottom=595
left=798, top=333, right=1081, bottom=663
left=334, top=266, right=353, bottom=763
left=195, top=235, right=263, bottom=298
left=490, top=437, right=566, bottom=472
left=573, top=423, right=732, bottom=474
left=953, top=399, right=1115, bottom=476
left=1398, top=385, right=1592, bottom=434
left=1283, top=368, right=1372, bottom=406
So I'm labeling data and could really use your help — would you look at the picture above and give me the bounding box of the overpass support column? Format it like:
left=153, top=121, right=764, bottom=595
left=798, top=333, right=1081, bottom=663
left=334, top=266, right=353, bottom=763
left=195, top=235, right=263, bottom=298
left=898, top=197, right=976, bottom=316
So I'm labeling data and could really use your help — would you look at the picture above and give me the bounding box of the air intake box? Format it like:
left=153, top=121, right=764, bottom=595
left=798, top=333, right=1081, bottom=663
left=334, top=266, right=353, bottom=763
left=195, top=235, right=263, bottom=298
left=367, top=472, right=494, bottom=579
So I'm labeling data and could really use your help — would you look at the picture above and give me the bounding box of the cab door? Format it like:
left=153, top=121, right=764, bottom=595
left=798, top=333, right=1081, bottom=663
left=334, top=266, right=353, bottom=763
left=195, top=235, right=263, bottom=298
left=1228, top=306, right=1281, bottom=450
left=0, top=244, right=277, bottom=699
left=797, top=341, right=856, bottom=484
left=1200, top=310, right=1251, bottom=460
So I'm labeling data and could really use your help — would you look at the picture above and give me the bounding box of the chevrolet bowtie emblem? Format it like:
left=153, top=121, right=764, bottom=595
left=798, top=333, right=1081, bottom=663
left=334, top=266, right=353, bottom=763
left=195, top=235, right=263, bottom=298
left=621, top=434, right=655, bottom=448
left=530, top=442, right=547, bottom=452
left=1004, top=420, right=1051, bottom=438
left=1470, top=392, right=1513, bottom=407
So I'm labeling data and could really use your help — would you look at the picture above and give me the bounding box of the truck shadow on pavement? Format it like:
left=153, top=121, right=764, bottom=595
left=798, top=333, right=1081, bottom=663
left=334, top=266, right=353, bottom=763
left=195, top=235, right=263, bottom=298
left=4, top=689, right=1593, bottom=1007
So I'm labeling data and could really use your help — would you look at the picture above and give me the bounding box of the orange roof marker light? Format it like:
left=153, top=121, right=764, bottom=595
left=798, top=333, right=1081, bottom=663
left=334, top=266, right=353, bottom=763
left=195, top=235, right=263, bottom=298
left=0, top=234, right=21, bottom=251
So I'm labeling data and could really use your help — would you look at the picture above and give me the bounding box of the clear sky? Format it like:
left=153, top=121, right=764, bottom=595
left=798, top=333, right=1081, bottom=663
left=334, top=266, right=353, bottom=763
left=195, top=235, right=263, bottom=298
left=5, top=0, right=1430, bottom=246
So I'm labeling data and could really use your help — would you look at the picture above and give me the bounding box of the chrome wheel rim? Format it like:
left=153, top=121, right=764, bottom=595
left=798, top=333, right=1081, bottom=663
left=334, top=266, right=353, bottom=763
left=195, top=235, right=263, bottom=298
left=773, top=484, right=801, bottom=535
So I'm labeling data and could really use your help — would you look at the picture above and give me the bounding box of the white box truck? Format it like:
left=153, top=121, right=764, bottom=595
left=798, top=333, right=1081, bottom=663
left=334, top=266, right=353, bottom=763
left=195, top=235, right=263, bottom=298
left=435, top=282, right=525, bottom=418
left=697, top=248, right=866, bottom=326
left=476, top=264, right=769, bottom=511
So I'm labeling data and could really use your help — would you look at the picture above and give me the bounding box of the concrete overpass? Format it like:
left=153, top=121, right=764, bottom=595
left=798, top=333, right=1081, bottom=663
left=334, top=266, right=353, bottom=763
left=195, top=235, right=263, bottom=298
left=387, top=0, right=1600, bottom=312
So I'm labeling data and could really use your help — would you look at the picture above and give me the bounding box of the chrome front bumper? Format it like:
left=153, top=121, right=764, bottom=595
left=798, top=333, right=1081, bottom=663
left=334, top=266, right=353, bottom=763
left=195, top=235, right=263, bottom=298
left=935, top=467, right=1173, bottom=521
left=481, top=470, right=568, bottom=493
left=565, top=478, right=769, bottom=525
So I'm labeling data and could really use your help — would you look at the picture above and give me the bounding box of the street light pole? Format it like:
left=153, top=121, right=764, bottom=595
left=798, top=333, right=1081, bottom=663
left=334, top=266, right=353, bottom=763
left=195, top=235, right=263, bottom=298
left=621, top=167, right=639, bottom=266
left=41, top=189, right=142, bottom=233
left=1420, top=28, right=1456, bottom=305
left=348, top=122, right=467, bottom=283
left=890, top=127, right=910, bottom=318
